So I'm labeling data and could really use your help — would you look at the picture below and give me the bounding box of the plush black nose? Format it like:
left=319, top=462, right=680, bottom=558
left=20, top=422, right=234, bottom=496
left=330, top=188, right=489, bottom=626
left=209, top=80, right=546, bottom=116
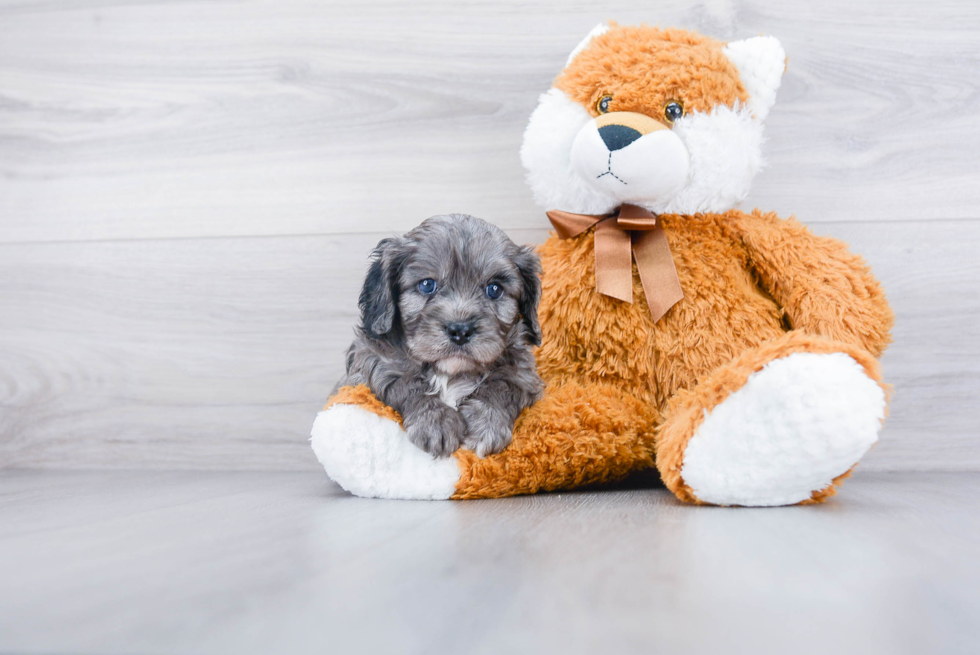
left=446, top=322, right=475, bottom=346
left=598, top=124, right=642, bottom=151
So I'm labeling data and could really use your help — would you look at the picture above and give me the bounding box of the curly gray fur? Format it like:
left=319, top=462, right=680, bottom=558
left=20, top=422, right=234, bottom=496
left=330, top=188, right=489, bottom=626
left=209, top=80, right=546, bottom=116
left=337, top=214, right=544, bottom=458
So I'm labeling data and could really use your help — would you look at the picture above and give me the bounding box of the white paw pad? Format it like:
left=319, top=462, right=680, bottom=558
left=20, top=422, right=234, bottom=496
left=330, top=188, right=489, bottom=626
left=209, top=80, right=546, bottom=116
left=681, top=352, right=886, bottom=506
left=310, top=405, right=460, bottom=500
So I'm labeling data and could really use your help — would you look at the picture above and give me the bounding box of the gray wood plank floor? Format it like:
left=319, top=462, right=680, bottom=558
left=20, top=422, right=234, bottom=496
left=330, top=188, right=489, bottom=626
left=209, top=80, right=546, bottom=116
left=0, top=471, right=977, bottom=655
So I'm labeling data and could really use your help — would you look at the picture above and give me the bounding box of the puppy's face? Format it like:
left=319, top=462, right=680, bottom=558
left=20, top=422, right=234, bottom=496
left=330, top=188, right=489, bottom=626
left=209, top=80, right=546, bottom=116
left=359, top=215, right=541, bottom=375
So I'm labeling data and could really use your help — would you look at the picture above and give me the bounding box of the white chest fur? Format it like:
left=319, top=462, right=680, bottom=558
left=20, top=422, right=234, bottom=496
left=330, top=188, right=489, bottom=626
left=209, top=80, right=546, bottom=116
left=427, top=372, right=481, bottom=410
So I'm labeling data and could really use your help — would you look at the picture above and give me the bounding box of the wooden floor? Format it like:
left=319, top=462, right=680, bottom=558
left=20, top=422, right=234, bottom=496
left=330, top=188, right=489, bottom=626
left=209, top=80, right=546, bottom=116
left=1, top=470, right=977, bottom=655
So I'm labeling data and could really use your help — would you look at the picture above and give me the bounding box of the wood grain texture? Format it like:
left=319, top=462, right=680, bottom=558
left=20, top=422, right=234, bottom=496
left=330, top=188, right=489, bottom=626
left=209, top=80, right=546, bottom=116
left=1, top=221, right=976, bottom=471
left=1, top=0, right=977, bottom=472
left=1, top=0, right=979, bottom=243
left=1, top=470, right=978, bottom=654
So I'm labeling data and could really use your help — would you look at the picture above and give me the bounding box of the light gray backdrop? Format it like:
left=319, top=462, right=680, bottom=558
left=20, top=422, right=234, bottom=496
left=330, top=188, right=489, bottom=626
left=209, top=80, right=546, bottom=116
left=1, top=0, right=977, bottom=472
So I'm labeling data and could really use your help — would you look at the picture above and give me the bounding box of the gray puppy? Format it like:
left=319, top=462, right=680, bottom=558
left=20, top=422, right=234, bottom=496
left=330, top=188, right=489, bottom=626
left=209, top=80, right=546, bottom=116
left=339, top=214, right=545, bottom=458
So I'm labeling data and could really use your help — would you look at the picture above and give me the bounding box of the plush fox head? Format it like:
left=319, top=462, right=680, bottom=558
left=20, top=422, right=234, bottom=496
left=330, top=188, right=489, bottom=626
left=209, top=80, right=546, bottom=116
left=521, top=24, right=786, bottom=215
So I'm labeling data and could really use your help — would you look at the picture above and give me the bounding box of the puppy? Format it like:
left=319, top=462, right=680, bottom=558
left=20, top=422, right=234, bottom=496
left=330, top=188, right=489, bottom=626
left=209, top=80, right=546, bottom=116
left=338, top=214, right=545, bottom=458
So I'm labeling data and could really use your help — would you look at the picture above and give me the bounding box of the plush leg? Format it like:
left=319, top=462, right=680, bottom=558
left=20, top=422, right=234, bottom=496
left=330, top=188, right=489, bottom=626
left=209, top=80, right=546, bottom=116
left=452, top=381, right=659, bottom=498
left=656, top=331, right=888, bottom=507
left=311, top=382, right=659, bottom=500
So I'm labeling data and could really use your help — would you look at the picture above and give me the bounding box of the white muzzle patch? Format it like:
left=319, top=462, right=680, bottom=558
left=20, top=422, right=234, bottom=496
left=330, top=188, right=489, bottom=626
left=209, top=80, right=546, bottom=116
left=570, top=121, right=690, bottom=206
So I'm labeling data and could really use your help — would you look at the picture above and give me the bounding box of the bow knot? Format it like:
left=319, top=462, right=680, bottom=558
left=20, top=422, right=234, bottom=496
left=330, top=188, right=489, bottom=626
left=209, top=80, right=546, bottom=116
left=546, top=204, right=684, bottom=322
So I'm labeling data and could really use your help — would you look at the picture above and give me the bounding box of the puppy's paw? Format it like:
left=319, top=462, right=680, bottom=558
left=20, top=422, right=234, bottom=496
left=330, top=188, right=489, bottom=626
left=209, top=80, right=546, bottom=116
left=459, top=398, right=514, bottom=458
left=406, top=403, right=465, bottom=458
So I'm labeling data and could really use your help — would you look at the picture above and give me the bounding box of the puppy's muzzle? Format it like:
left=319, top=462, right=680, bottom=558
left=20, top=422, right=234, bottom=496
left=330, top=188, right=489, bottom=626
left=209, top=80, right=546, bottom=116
left=446, top=321, right=476, bottom=346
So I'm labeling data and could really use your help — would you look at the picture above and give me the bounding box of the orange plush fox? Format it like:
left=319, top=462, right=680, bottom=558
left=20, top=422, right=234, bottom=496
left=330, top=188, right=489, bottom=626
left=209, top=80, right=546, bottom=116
left=312, top=24, right=894, bottom=506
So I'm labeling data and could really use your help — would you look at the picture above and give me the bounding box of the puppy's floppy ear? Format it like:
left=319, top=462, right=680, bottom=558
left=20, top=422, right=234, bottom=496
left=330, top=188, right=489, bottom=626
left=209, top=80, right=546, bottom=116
left=359, top=236, right=407, bottom=340
left=515, top=245, right=543, bottom=346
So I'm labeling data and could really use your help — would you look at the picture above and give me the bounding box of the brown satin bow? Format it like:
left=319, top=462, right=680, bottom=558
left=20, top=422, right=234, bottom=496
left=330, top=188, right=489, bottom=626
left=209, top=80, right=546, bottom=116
left=546, top=204, right=684, bottom=322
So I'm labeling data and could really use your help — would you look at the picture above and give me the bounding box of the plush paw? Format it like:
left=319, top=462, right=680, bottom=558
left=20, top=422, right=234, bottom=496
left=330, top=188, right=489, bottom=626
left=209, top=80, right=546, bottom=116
left=680, top=352, right=886, bottom=506
left=310, top=388, right=461, bottom=499
left=458, top=397, right=513, bottom=458
left=406, top=402, right=466, bottom=458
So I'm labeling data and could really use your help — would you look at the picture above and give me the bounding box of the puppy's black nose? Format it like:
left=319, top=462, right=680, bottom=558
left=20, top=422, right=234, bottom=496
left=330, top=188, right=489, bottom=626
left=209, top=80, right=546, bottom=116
left=446, top=322, right=475, bottom=346
left=598, top=124, right=642, bottom=151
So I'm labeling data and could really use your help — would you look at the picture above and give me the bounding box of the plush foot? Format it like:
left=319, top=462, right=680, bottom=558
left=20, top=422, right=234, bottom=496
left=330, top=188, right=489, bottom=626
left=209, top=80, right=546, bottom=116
left=310, top=386, right=460, bottom=500
left=657, top=333, right=888, bottom=506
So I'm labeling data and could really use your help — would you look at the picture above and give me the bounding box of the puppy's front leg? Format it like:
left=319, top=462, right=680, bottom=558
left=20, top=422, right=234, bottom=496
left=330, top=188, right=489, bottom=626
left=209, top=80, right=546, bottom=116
left=405, top=397, right=466, bottom=458
left=384, top=378, right=465, bottom=458
left=459, top=378, right=537, bottom=458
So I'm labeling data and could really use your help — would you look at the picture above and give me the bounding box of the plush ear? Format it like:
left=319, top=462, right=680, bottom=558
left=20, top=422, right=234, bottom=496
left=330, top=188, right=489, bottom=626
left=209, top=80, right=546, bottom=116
left=723, top=36, right=786, bottom=121
left=358, top=237, right=406, bottom=340
left=565, top=23, right=609, bottom=66
left=515, top=245, right=543, bottom=346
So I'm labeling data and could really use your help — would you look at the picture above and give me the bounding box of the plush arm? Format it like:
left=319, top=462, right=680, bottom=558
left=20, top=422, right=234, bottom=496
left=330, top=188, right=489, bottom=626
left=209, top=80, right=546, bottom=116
left=731, top=210, right=894, bottom=357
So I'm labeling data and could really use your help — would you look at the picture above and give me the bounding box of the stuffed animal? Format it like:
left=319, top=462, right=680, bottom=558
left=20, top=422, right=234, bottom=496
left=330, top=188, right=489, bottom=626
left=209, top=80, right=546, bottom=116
left=311, top=23, right=894, bottom=506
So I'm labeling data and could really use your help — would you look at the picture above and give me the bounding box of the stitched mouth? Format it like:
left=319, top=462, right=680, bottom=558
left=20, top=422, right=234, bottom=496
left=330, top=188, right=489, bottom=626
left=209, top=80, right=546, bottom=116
left=596, top=152, right=627, bottom=185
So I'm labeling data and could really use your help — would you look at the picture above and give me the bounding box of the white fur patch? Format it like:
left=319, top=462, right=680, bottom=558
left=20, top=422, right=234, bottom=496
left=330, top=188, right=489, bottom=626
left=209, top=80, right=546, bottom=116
left=426, top=372, right=480, bottom=410
left=521, top=89, right=765, bottom=216
left=521, top=88, right=618, bottom=215
left=660, top=104, right=765, bottom=215
left=723, top=36, right=785, bottom=121
left=680, top=353, right=886, bottom=507
left=310, top=405, right=460, bottom=500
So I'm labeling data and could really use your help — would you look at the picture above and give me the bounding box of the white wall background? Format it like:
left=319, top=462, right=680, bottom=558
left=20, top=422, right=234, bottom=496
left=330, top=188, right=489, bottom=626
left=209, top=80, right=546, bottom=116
left=1, top=0, right=977, bottom=472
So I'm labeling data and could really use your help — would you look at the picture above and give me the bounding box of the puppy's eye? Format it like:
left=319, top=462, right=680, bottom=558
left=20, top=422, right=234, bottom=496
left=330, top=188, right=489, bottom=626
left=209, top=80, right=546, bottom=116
left=485, top=282, right=503, bottom=300
left=664, top=100, right=684, bottom=124
left=596, top=94, right=613, bottom=114
left=417, top=278, right=438, bottom=295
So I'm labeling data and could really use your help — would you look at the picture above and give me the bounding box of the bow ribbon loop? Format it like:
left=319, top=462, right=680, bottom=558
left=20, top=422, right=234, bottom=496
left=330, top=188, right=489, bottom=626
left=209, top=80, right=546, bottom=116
left=546, top=204, right=684, bottom=322
left=615, top=203, right=659, bottom=231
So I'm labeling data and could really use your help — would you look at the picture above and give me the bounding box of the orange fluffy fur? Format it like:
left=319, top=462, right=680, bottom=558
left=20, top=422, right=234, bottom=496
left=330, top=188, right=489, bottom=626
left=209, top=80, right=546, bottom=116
left=324, top=385, right=403, bottom=426
left=448, top=211, right=892, bottom=501
left=326, top=26, right=893, bottom=504
left=328, top=211, right=892, bottom=502
left=556, top=25, right=748, bottom=119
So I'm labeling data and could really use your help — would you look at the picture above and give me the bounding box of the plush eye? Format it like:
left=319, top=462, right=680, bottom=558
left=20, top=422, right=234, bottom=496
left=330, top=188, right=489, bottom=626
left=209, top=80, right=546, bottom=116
left=664, top=100, right=684, bottom=123
left=596, top=94, right=613, bottom=114
left=417, top=278, right=438, bottom=295
left=485, top=282, right=503, bottom=300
